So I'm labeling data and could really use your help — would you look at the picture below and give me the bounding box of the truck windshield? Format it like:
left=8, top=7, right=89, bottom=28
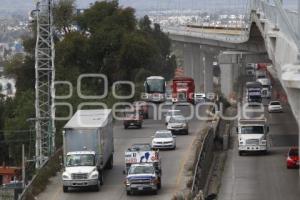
left=66, top=154, right=95, bottom=167
left=241, top=126, right=264, bottom=134
left=128, top=165, right=155, bottom=174
left=145, top=79, right=165, bottom=93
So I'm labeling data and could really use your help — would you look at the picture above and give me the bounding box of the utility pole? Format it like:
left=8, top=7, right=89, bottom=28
left=34, top=0, right=56, bottom=168
left=22, top=144, right=25, bottom=188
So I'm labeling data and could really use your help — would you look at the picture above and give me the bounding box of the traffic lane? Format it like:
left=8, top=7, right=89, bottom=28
left=220, top=143, right=300, bottom=200
left=37, top=105, right=207, bottom=200
left=219, top=103, right=299, bottom=200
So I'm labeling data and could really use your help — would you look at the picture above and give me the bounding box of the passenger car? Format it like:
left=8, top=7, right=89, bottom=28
left=151, top=130, right=176, bottom=150
left=268, top=101, right=283, bottom=113
left=167, top=115, right=188, bottom=135
left=286, top=147, right=299, bottom=169
left=164, top=109, right=182, bottom=125
left=194, top=93, right=206, bottom=104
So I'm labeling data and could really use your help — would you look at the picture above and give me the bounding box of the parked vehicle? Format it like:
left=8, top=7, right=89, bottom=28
left=123, top=111, right=143, bottom=129
left=62, top=109, right=114, bottom=192
left=286, top=147, right=299, bottom=169
left=268, top=101, right=283, bottom=113
left=167, top=115, right=189, bottom=135
left=165, top=109, right=182, bottom=125
left=237, top=118, right=269, bottom=155
left=194, top=93, right=206, bottom=104
left=133, top=101, right=149, bottom=119
left=246, top=81, right=262, bottom=104
left=144, top=76, right=166, bottom=103
left=151, top=130, right=176, bottom=150
left=172, top=77, right=195, bottom=104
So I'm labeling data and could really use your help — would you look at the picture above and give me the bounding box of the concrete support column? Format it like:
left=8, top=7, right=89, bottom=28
left=204, top=53, right=215, bottom=93
left=183, top=43, right=193, bottom=78
left=219, top=63, right=234, bottom=98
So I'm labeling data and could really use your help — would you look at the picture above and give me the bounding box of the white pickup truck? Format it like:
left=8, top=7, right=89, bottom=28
left=237, top=118, right=269, bottom=155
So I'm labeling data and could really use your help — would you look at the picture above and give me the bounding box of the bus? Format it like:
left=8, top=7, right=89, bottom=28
left=144, top=76, right=166, bottom=103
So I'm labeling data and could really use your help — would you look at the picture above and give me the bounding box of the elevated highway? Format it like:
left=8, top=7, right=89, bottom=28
left=164, top=0, right=300, bottom=145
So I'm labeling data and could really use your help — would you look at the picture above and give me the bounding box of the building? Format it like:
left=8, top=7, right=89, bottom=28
left=0, top=166, right=21, bottom=185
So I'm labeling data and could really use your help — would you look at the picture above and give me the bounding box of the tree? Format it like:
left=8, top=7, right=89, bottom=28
left=53, top=0, right=76, bottom=35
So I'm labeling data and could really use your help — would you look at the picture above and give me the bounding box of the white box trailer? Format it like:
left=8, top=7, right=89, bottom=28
left=62, top=109, right=114, bottom=192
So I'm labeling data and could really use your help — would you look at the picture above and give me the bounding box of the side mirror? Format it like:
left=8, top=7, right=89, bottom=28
left=123, top=170, right=126, bottom=175
left=236, top=127, right=238, bottom=134
left=267, top=126, right=270, bottom=133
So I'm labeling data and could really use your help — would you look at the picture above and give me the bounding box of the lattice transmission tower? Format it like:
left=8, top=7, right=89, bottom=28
left=34, top=0, right=55, bottom=169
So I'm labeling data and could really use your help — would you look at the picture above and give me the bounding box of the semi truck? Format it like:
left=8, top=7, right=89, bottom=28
left=62, top=109, right=114, bottom=192
left=246, top=81, right=262, bottom=104
left=124, top=144, right=161, bottom=195
left=237, top=118, right=269, bottom=156
left=257, top=78, right=272, bottom=98
left=171, top=77, right=195, bottom=104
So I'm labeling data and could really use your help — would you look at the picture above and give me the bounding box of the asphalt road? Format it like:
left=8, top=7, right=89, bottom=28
left=219, top=76, right=300, bottom=200
left=37, top=104, right=207, bottom=200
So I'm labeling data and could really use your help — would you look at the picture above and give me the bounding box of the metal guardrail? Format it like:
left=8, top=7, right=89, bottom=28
left=191, top=121, right=218, bottom=197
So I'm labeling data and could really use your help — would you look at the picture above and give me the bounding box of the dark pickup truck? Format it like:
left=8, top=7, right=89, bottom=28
left=123, top=111, right=143, bottom=129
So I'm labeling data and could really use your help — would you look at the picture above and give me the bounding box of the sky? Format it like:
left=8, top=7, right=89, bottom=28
left=0, top=0, right=298, bottom=15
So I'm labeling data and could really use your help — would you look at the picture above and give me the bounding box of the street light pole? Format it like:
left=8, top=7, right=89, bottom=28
left=203, top=56, right=206, bottom=94
left=22, top=144, right=25, bottom=188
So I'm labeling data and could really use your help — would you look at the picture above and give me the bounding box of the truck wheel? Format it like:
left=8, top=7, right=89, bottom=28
left=93, top=183, right=100, bottom=192
left=124, top=125, right=128, bottom=129
left=63, top=186, right=68, bottom=193
left=106, top=155, right=113, bottom=170
left=139, top=124, right=142, bottom=129
left=153, top=190, right=158, bottom=195
left=239, top=151, right=243, bottom=156
left=157, top=181, right=161, bottom=190
left=126, top=190, right=131, bottom=195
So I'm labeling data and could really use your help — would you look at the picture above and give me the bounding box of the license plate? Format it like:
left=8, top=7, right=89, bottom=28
left=138, top=186, right=143, bottom=190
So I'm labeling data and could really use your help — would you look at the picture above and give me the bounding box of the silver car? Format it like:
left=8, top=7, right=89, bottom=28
left=167, top=115, right=188, bottom=135
left=152, top=130, right=176, bottom=150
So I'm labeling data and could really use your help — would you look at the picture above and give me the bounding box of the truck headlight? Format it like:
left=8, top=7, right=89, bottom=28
left=62, top=173, right=70, bottom=180
left=125, top=179, right=130, bottom=186
left=260, top=140, right=266, bottom=145
left=89, top=171, right=99, bottom=179
left=150, top=178, right=158, bottom=185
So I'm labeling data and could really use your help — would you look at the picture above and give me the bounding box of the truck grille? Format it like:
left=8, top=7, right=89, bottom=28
left=71, top=173, right=88, bottom=180
left=131, top=179, right=151, bottom=185
left=246, top=139, right=259, bottom=145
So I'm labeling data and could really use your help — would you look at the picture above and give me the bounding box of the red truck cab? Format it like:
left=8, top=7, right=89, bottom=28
left=171, top=77, right=195, bottom=104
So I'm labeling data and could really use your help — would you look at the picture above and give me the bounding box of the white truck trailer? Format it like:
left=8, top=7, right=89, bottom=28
left=62, top=109, right=114, bottom=192
left=237, top=118, right=269, bottom=156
